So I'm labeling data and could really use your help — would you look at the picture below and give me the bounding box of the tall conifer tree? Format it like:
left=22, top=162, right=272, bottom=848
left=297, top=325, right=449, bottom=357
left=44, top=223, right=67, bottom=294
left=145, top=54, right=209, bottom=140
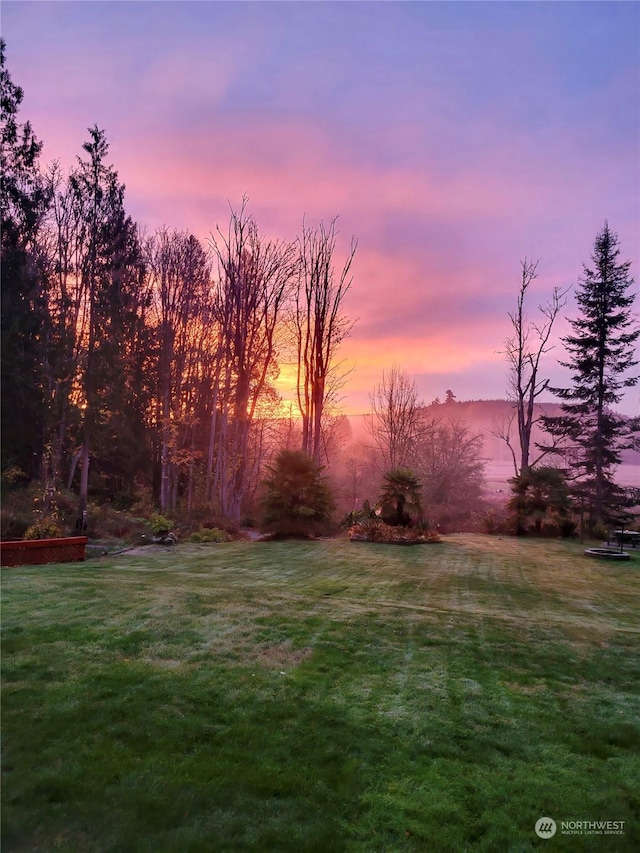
left=0, top=39, right=50, bottom=478
left=543, top=223, right=639, bottom=528
left=69, top=127, right=146, bottom=519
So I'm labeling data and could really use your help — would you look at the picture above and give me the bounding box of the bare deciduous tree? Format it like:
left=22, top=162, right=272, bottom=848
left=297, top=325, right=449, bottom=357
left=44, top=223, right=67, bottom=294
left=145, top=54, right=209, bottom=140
left=414, top=418, right=485, bottom=530
left=209, top=201, right=297, bottom=522
left=295, top=218, right=356, bottom=463
left=367, top=367, right=425, bottom=470
left=495, top=259, right=568, bottom=475
left=146, top=227, right=211, bottom=513
left=40, top=161, right=89, bottom=488
left=361, top=373, right=487, bottom=530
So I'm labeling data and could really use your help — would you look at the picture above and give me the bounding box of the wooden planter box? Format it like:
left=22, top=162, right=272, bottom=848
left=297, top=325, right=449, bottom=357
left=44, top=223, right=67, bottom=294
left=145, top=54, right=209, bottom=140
left=0, top=536, right=88, bottom=567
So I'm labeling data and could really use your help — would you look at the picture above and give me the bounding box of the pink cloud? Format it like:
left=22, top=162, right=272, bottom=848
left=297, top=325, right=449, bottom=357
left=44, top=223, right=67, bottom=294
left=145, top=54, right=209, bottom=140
left=103, top=111, right=635, bottom=415
left=19, top=79, right=637, bottom=417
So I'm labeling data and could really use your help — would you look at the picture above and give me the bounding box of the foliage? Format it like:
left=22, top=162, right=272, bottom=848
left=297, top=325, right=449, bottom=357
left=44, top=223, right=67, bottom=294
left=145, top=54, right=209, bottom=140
left=378, top=467, right=422, bottom=526
left=23, top=520, right=62, bottom=540
left=0, top=482, right=76, bottom=540
left=68, top=125, right=153, bottom=519
left=508, top=466, right=574, bottom=537
left=86, top=503, right=150, bottom=541
left=482, top=506, right=512, bottom=536
left=0, top=44, right=273, bottom=524
left=0, top=38, right=50, bottom=480
left=0, top=47, right=363, bottom=524
left=414, top=418, right=486, bottom=531
left=261, top=449, right=334, bottom=538
left=149, top=513, right=173, bottom=536
left=0, top=509, right=31, bottom=540
left=340, top=500, right=376, bottom=529
left=188, top=527, right=231, bottom=543
left=363, top=376, right=488, bottom=532
left=349, top=518, right=441, bottom=544
left=542, top=223, right=639, bottom=530
left=0, top=464, right=29, bottom=495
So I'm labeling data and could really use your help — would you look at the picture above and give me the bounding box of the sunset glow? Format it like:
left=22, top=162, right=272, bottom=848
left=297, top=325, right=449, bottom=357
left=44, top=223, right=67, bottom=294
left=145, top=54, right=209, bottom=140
left=4, top=1, right=638, bottom=413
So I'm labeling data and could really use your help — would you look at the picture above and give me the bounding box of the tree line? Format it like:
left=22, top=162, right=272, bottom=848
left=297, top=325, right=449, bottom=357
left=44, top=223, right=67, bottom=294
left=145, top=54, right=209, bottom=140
left=338, top=217, right=639, bottom=537
left=497, top=231, right=639, bottom=535
left=2, top=39, right=638, bottom=537
left=1, top=41, right=357, bottom=525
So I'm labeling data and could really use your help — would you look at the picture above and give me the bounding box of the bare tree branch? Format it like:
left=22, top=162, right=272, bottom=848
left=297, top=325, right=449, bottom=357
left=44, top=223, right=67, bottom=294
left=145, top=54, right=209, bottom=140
left=294, top=217, right=357, bottom=462
left=499, top=258, right=569, bottom=475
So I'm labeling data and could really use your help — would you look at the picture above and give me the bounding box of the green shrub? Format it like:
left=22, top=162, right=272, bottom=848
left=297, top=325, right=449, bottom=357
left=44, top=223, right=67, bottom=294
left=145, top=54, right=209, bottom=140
left=201, top=517, right=239, bottom=535
left=340, top=501, right=376, bottom=529
left=150, top=513, right=173, bottom=536
left=589, top=520, right=609, bottom=542
left=24, top=521, right=63, bottom=540
left=0, top=509, right=32, bottom=540
left=508, top=467, right=573, bottom=537
left=483, top=508, right=512, bottom=535
left=0, top=483, right=77, bottom=539
left=188, top=527, right=231, bottom=543
left=349, top=518, right=386, bottom=541
left=87, top=503, right=150, bottom=541
left=0, top=465, right=28, bottom=495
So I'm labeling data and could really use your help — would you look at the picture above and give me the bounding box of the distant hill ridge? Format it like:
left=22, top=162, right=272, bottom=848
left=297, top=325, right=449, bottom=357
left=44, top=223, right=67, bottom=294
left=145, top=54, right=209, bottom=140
left=346, top=399, right=640, bottom=466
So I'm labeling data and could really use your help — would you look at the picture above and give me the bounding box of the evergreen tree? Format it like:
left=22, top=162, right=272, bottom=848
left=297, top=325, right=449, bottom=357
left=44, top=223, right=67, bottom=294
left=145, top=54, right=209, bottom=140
left=261, top=449, right=334, bottom=537
left=542, top=223, right=639, bottom=529
left=1, top=39, right=51, bottom=479
left=508, top=467, right=573, bottom=537
left=90, top=212, right=153, bottom=505
left=68, top=127, right=148, bottom=518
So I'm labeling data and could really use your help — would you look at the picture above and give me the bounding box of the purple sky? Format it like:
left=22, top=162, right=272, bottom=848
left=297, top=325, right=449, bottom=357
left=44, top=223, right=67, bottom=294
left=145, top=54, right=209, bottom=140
left=4, top=1, right=639, bottom=414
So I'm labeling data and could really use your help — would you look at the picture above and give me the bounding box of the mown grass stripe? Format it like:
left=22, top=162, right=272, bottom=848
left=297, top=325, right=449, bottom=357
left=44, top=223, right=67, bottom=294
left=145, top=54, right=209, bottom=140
left=2, top=534, right=639, bottom=852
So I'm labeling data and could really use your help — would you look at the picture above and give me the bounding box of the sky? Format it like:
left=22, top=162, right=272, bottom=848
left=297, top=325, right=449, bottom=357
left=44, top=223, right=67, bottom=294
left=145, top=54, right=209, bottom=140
left=3, top=0, right=639, bottom=415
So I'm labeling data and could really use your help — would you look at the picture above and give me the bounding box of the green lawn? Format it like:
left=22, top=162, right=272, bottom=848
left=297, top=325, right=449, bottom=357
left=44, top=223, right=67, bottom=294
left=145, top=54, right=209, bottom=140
left=2, top=535, right=639, bottom=852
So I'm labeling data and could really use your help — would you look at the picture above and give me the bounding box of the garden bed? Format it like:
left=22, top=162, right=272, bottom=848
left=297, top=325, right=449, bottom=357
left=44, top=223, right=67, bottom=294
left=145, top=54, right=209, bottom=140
left=0, top=536, right=88, bottom=567
left=349, top=519, right=441, bottom=545
left=350, top=534, right=438, bottom=545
